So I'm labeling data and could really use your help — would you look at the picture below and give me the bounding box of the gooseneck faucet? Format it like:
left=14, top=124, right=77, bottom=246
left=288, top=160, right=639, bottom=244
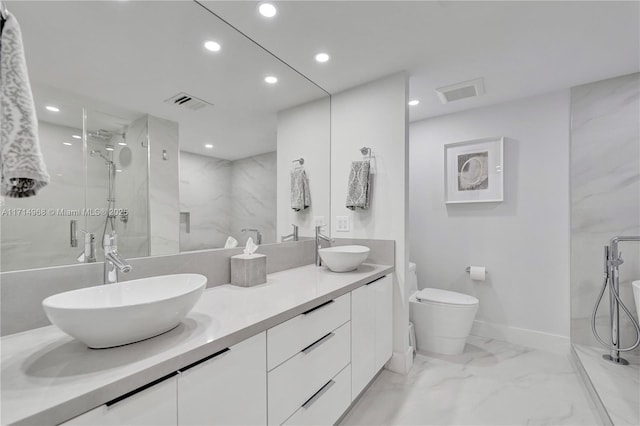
left=281, top=224, right=299, bottom=242
left=103, top=231, right=131, bottom=284
left=315, top=225, right=335, bottom=266
left=241, top=228, right=262, bottom=245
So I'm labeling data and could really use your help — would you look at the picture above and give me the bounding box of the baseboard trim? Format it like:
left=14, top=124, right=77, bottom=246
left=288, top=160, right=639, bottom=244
left=470, top=320, right=570, bottom=354
left=385, top=347, right=414, bottom=374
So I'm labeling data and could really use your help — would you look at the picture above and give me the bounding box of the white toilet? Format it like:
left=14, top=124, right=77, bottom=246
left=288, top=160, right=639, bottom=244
left=409, top=262, right=479, bottom=355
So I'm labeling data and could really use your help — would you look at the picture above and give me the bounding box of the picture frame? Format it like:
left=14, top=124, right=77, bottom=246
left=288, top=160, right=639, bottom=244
left=444, top=137, right=504, bottom=204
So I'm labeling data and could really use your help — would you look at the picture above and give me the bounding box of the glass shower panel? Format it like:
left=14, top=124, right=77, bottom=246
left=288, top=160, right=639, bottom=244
left=84, top=109, right=149, bottom=260
left=0, top=104, right=85, bottom=271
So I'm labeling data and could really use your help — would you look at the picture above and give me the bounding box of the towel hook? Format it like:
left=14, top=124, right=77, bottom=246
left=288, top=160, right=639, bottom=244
left=1, top=1, right=8, bottom=21
left=292, top=158, right=304, bottom=166
left=360, top=147, right=372, bottom=159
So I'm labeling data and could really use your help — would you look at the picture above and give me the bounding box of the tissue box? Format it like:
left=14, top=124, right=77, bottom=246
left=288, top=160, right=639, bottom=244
left=231, top=254, right=267, bottom=287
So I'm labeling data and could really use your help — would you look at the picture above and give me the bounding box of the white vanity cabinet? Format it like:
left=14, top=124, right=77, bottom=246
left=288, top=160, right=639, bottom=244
left=267, top=293, right=351, bottom=426
left=351, top=275, right=393, bottom=400
left=62, top=374, right=178, bottom=426
left=177, top=332, right=266, bottom=426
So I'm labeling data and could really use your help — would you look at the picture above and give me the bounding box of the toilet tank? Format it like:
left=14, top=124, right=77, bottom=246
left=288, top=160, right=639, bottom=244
left=408, top=262, right=418, bottom=294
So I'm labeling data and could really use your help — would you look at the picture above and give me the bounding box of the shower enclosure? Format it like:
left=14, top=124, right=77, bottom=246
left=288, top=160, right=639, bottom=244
left=570, top=73, right=639, bottom=426
left=0, top=108, right=150, bottom=271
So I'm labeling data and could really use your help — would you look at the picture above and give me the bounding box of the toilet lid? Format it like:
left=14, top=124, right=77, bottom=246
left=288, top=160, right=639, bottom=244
left=416, top=288, right=479, bottom=306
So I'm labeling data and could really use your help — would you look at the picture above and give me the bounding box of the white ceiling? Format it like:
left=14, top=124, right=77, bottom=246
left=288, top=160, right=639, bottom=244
left=9, top=0, right=640, bottom=159
left=204, top=0, right=640, bottom=122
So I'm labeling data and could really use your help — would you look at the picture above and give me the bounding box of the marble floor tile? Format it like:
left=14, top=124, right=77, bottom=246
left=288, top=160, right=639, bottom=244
left=341, top=336, right=600, bottom=425
left=573, top=344, right=639, bottom=426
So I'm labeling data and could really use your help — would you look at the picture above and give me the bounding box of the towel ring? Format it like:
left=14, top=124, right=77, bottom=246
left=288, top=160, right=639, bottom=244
left=292, top=158, right=304, bottom=166
left=360, top=147, right=372, bottom=159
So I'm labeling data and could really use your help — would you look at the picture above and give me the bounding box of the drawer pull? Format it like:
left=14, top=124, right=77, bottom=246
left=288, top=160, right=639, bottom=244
left=106, top=371, right=178, bottom=407
left=178, top=347, right=230, bottom=373
left=302, top=379, right=336, bottom=410
left=301, top=299, right=335, bottom=315
left=365, top=276, right=384, bottom=286
left=301, top=332, right=335, bottom=354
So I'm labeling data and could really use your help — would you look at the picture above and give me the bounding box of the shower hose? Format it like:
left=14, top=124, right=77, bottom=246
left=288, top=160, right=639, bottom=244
left=591, top=273, right=640, bottom=352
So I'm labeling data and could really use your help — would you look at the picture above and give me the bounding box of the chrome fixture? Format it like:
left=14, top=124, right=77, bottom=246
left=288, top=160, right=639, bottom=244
left=591, top=235, right=640, bottom=364
left=281, top=224, right=299, bottom=242
left=81, top=232, right=97, bottom=263
left=360, top=147, right=372, bottom=159
left=292, top=158, right=304, bottom=166
left=90, top=149, right=118, bottom=246
left=70, top=220, right=78, bottom=247
left=241, top=228, right=262, bottom=245
left=103, top=231, right=131, bottom=284
left=315, top=225, right=334, bottom=266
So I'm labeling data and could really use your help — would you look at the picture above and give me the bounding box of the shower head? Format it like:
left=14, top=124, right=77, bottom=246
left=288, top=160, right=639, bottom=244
left=90, top=149, right=114, bottom=165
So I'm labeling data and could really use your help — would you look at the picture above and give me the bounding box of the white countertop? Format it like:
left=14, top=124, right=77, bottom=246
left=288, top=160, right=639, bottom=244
left=1, top=263, right=393, bottom=426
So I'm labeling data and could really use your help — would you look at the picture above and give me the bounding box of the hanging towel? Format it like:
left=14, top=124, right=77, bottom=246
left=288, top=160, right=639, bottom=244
left=291, top=168, right=311, bottom=211
left=0, top=12, right=49, bottom=198
left=346, top=160, right=370, bottom=210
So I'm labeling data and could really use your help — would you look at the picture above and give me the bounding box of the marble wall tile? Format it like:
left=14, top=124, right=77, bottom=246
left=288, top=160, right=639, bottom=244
left=179, top=151, right=234, bottom=251
left=230, top=152, right=277, bottom=245
left=179, top=151, right=276, bottom=250
left=570, top=72, right=640, bottom=351
left=148, top=116, right=180, bottom=256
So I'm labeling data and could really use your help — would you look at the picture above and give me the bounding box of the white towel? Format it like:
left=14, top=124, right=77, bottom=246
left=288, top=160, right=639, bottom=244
left=0, top=12, right=49, bottom=197
left=291, top=168, right=311, bottom=211
left=346, top=160, right=370, bottom=210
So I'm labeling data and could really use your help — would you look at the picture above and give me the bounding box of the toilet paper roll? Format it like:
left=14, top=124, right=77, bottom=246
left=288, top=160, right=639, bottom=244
left=470, top=266, right=486, bottom=281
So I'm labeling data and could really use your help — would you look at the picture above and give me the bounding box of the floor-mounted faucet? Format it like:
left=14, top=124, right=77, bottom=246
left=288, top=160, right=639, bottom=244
left=104, top=231, right=131, bottom=284
left=315, top=225, right=334, bottom=266
left=281, top=224, right=299, bottom=242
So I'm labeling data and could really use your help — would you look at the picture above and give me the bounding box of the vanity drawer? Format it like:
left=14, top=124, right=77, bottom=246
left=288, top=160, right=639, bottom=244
left=282, top=364, right=351, bottom=426
left=268, top=321, right=350, bottom=426
left=267, top=292, right=350, bottom=370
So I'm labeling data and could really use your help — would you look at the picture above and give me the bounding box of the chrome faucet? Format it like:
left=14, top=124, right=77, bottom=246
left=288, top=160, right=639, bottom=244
left=281, top=224, right=299, bottom=242
left=241, top=228, right=262, bottom=245
left=315, top=225, right=334, bottom=266
left=103, top=231, right=131, bottom=284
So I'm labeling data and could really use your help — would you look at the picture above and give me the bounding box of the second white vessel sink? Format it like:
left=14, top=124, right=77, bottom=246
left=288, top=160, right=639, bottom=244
left=42, top=274, right=207, bottom=349
left=319, top=245, right=370, bottom=272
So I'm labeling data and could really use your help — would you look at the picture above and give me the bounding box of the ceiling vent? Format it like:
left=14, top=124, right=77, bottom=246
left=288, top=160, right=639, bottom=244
left=435, top=78, right=485, bottom=104
left=164, top=92, right=214, bottom=111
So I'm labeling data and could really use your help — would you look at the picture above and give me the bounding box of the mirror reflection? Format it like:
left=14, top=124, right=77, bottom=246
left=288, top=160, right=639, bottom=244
left=1, top=0, right=330, bottom=272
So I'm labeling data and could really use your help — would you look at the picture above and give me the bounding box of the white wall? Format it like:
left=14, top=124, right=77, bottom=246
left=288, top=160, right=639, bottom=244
left=410, top=90, right=571, bottom=352
left=330, top=73, right=410, bottom=373
left=277, top=97, right=331, bottom=238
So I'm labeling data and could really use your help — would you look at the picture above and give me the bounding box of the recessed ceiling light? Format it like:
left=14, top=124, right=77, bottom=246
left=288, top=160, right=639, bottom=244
left=264, top=76, right=278, bottom=84
left=105, top=146, right=115, bottom=151
left=46, top=105, right=60, bottom=112
left=118, top=142, right=127, bottom=146
left=62, top=142, right=72, bottom=146
left=408, top=100, right=420, bottom=106
left=204, top=41, right=221, bottom=52
left=258, top=2, right=277, bottom=18
left=315, top=53, right=330, bottom=63
left=72, top=134, right=81, bottom=139
left=204, top=144, right=213, bottom=149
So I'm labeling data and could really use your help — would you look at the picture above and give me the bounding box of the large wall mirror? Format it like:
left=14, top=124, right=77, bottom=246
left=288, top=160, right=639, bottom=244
left=1, top=1, right=330, bottom=272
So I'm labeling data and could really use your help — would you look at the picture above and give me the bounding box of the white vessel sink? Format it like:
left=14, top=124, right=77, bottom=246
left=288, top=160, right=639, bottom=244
left=319, top=245, right=370, bottom=272
left=42, top=274, right=207, bottom=349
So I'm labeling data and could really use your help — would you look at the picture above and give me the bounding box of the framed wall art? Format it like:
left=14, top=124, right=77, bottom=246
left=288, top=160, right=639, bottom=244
left=444, top=137, right=504, bottom=204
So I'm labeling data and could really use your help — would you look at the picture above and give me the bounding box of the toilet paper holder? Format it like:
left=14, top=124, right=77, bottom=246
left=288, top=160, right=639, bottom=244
left=465, top=266, right=487, bottom=274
